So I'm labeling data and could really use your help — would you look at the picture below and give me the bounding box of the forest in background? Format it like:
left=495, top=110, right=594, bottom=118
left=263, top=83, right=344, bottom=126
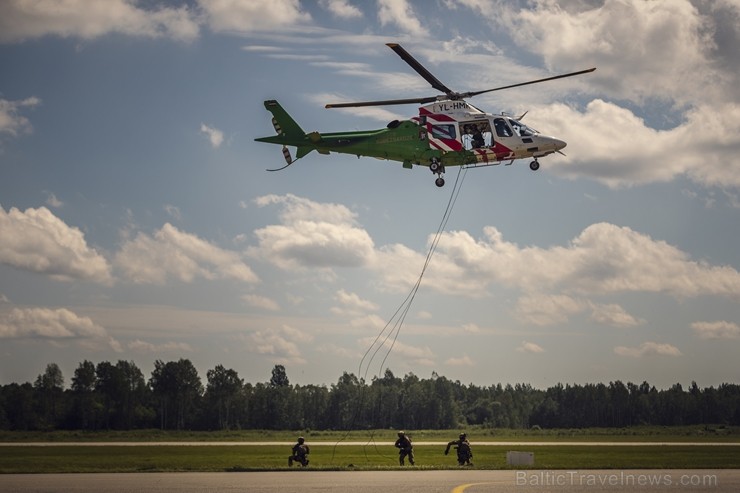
left=2, top=359, right=739, bottom=432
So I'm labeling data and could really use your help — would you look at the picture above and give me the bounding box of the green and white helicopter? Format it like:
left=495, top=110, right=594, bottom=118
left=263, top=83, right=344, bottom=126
left=256, top=43, right=594, bottom=187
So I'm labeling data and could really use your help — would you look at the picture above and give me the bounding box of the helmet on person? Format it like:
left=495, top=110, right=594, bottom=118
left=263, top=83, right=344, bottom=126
left=298, top=437, right=305, bottom=444
left=397, top=431, right=405, bottom=437
left=459, top=433, right=466, bottom=440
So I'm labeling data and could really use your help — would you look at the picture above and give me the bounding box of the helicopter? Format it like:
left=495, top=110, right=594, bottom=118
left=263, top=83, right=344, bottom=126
left=255, top=43, right=595, bottom=187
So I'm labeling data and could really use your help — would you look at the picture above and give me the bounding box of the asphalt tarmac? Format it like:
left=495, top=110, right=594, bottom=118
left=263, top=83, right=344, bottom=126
left=2, top=470, right=738, bottom=493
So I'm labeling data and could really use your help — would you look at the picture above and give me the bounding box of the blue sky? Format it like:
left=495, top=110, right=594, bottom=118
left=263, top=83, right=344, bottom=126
left=1, top=0, right=739, bottom=390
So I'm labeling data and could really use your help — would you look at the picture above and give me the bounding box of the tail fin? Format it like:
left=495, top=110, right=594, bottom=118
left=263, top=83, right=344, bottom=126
left=263, top=100, right=305, bottom=138
left=256, top=100, right=317, bottom=169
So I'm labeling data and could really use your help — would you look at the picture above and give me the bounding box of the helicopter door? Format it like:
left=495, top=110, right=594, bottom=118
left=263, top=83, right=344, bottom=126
left=427, top=122, right=462, bottom=152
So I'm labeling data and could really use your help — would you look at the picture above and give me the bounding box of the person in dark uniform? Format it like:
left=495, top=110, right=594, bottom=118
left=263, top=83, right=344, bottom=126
left=394, top=431, right=415, bottom=466
left=445, top=432, right=473, bottom=466
left=288, top=436, right=310, bottom=467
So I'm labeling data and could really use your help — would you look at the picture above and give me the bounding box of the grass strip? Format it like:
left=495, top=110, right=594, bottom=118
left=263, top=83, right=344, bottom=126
left=1, top=445, right=739, bottom=473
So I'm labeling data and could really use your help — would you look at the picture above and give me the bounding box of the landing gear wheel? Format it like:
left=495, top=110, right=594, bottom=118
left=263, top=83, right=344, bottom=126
left=435, top=177, right=445, bottom=187
left=529, top=160, right=540, bottom=171
left=430, top=160, right=441, bottom=172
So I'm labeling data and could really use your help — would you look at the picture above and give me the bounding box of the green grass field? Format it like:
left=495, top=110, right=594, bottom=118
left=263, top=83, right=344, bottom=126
left=1, top=427, right=738, bottom=473
left=1, top=444, right=739, bottom=473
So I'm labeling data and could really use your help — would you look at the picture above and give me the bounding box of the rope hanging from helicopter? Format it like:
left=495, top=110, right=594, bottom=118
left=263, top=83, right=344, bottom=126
left=330, top=165, right=468, bottom=464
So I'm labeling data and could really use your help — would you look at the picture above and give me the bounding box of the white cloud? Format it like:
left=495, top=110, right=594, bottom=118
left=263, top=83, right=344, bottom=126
left=115, top=223, right=259, bottom=284
left=251, top=194, right=374, bottom=270
left=445, top=354, right=474, bottom=366
left=537, top=100, right=740, bottom=189
left=691, top=320, right=740, bottom=340
left=163, top=204, right=182, bottom=221
left=0, top=307, right=105, bottom=339
left=461, top=323, right=481, bottom=334
left=334, top=289, right=379, bottom=313
left=242, top=293, right=280, bottom=311
left=319, top=0, right=363, bottom=19
left=128, top=339, right=193, bottom=353
left=517, top=341, right=545, bottom=354
left=0, top=0, right=199, bottom=43
left=249, top=324, right=313, bottom=364
left=0, top=205, right=112, bottom=284
left=318, top=342, right=360, bottom=359
left=44, top=192, right=63, bottom=208
left=488, top=0, right=721, bottom=105
left=614, top=341, right=682, bottom=358
left=589, top=302, right=645, bottom=328
left=516, top=294, right=586, bottom=326
left=200, top=123, right=224, bottom=148
left=412, top=222, right=740, bottom=300
left=0, top=96, right=40, bottom=137
left=378, top=0, right=427, bottom=36
left=199, top=0, right=310, bottom=33
left=358, top=336, right=435, bottom=366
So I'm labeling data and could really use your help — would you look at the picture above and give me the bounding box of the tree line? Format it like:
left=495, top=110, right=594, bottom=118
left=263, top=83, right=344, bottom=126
left=2, top=360, right=739, bottom=431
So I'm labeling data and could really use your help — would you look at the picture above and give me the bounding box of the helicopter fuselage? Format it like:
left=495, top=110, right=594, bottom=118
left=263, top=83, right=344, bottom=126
left=256, top=99, right=566, bottom=183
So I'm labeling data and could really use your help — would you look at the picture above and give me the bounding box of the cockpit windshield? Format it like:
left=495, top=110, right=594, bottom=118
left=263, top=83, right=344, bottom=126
left=508, top=119, right=538, bottom=137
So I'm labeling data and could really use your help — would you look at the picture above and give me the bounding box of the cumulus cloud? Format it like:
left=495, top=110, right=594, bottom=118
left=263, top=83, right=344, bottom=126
left=249, top=324, right=313, bottom=364
left=200, top=123, right=224, bottom=148
left=411, top=222, right=740, bottom=300
left=0, top=307, right=105, bottom=339
left=242, top=293, right=280, bottom=311
left=516, top=294, right=586, bottom=326
left=0, top=205, right=112, bottom=284
left=319, top=0, right=363, bottom=19
left=0, top=0, right=199, bottom=43
left=496, top=0, right=717, bottom=104
left=589, top=302, right=645, bottom=328
left=332, top=289, right=379, bottom=314
left=359, top=336, right=435, bottom=366
left=251, top=194, right=375, bottom=270
left=614, top=341, right=682, bottom=358
left=378, top=0, right=427, bottom=36
left=0, top=306, right=121, bottom=352
left=0, top=96, right=40, bottom=137
left=115, top=223, right=259, bottom=284
left=537, top=100, right=740, bottom=189
left=44, top=192, right=63, bottom=209
left=199, top=0, right=310, bottom=33
left=128, top=339, right=193, bottom=353
left=517, top=341, right=545, bottom=354
left=445, top=354, right=475, bottom=366
left=691, top=320, right=740, bottom=340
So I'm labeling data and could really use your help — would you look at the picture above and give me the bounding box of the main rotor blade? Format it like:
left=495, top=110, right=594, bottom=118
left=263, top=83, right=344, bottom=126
left=463, top=67, right=596, bottom=98
left=386, top=43, right=455, bottom=95
left=326, top=95, right=438, bottom=109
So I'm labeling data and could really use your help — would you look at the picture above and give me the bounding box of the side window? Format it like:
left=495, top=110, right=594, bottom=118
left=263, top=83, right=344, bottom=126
left=494, top=118, right=513, bottom=137
left=431, top=124, right=456, bottom=140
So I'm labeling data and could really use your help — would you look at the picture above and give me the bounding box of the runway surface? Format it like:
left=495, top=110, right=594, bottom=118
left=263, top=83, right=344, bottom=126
left=2, top=470, right=737, bottom=493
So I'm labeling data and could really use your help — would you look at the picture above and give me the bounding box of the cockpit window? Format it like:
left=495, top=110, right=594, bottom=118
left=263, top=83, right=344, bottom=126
left=493, top=118, right=513, bottom=137
left=509, top=119, right=538, bottom=137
